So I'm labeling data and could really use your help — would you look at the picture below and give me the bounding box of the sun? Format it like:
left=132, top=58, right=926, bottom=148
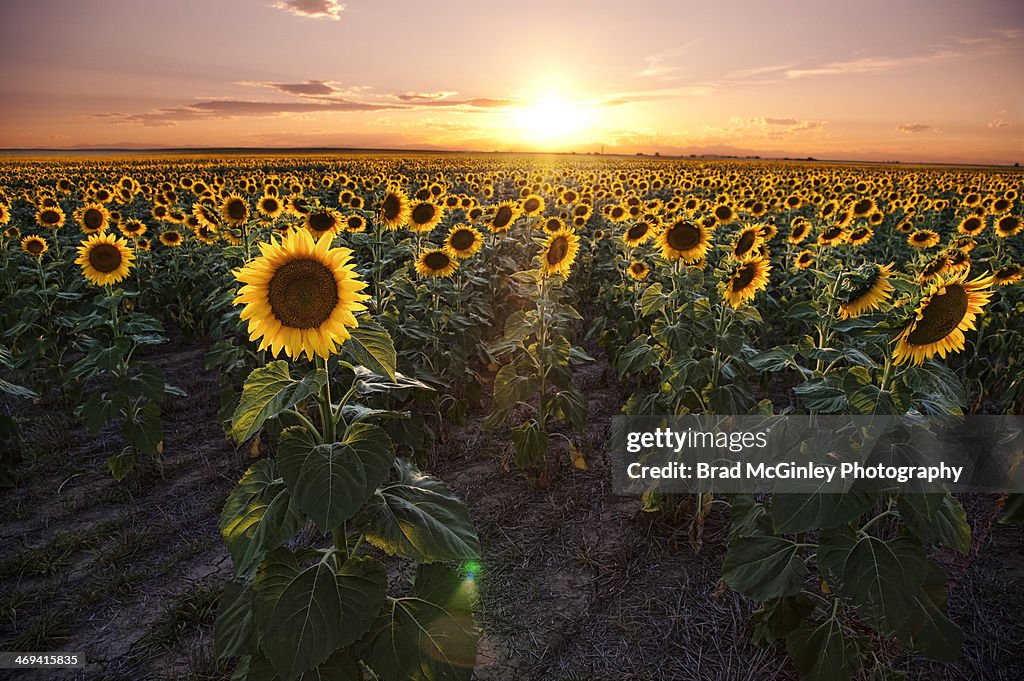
left=515, top=92, right=593, bottom=145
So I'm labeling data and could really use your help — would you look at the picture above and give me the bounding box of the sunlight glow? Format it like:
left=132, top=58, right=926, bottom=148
left=514, top=93, right=594, bottom=146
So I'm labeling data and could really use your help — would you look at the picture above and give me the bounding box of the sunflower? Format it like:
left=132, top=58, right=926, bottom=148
left=789, top=219, right=811, bottom=244
left=379, top=188, right=411, bottom=230
left=730, top=225, right=762, bottom=261
left=908, top=229, right=940, bottom=249
left=258, top=194, right=284, bottom=219
left=445, top=224, right=483, bottom=259
left=408, top=201, right=444, bottom=234
left=606, top=204, right=628, bottom=223
left=487, top=200, right=520, bottom=232
left=656, top=219, right=710, bottom=263
left=160, top=230, right=183, bottom=247
left=837, top=264, right=894, bottom=318
left=0, top=204, right=10, bottom=226
left=848, top=226, right=874, bottom=246
left=221, top=194, right=250, bottom=226
left=995, top=215, right=1022, bottom=238
left=119, top=219, right=147, bottom=238
left=627, top=261, right=650, bottom=281
left=623, top=218, right=657, bottom=247
left=540, top=228, right=580, bottom=278
left=304, top=208, right=342, bottom=240
left=918, top=256, right=948, bottom=282
left=712, top=202, right=736, bottom=225
left=20, top=235, right=47, bottom=258
left=722, top=256, right=771, bottom=308
left=75, top=232, right=135, bottom=286
left=818, top=225, right=847, bottom=246
left=892, top=272, right=994, bottom=366
left=541, top=216, right=565, bottom=234
left=944, top=249, right=971, bottom=275
left=36, top=205, right=65, bottom=230
left=521, top=194, right=545, bottom=216
left=415, top=248, right=459, bottom=278
left=795, top=250, right=815, bottom=269
left=993, top=263, right=1023, bottom=286
left=851, top=197, right=875, bottom=218
left=343, top=214, right=367, bottom=233
left=74, top=203, right=110, bottom=234
left=4, top=226, right=20, bottom=238
left=234, top=228, right=368, bottom=360
left=136, top=238, right=151, bottom=251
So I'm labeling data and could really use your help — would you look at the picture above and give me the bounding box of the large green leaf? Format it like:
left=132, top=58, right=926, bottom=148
left=215, top=581, right=257, bottom=660
left=898, top=494, right=970, bottom=554
left=771, top=492, right=873, bottom=534
left=359, top=563, right=478, bottom=681
left=511, top=421, right=548, bottom=468
left=220, top=460, right=306, bottom=576
left=614, top=336, right=659, bottom=376
left=241, top=650, right=360, bottom=681
left=491, top=362, right=535, bottom=412
left=344, top=319, right=397, bottom=381
left=893, top=561, right=962, bottom=662
left=722, top=535, right=806, bottom=600
left=786, top=616, right=864, bottom=681
left=254, top=551, right=386, bottom=681
left=817, top=528, right=930, bottom=636
left=354, top=459, right=480, bottom=563
left=278, top=424, right=393, bottom=532
left=231, top=362, right=326, bottom=443
left=751, top=594, right=815, bottom=647
left=1001, top=493, right=1024, bottom=524
left=123, top=402, right=163, bottom=456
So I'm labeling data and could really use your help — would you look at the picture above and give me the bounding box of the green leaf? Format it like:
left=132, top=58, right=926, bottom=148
left=640, top=282, right=666, bottom=317
left=748, top=345, right=798, bottom=372
left=614, top=336, right=660, bottom=375
left=893, top=561, right=962, bottom=662
left=278, top=424, right=393, bottom=532
left=771, top=492, right=873, bottom=534
left=722, top=535, right=806, bottom=600
left=545, top=389, right=588, bottom=432
left=794, top=378, right=847, bottom=414
left=355, top=459, right=480, bottom=563
left=220, top=460, right=306, bottom=576
left=511, top=421, right=549, bottom=468
left=0, top=378, right=38, bottom=399
left=359, top=563, right=478, bottom=681
left=123, top=402, right=163, bottom=456
left=344, top=319, right=397, bottom=381
left=817, top=528, right=930, bottom=636
left=352, top=365, right=432, bottom=395
left=106, top=452, right=136, bottom=481
left=254, top=551, right=386, bottom=680
left=215, top=581, right=257, bottom=660
left=1001, top=493, right=1024, bottom=524
left=231, top=362, right=327, bottom=443
left=491, top=362, right=535, bottom=411
left=786, top=616, right=863, bottom=681
left=751, top=594, right=815, bottom=647
left=898, top=494, right=971, bottom=554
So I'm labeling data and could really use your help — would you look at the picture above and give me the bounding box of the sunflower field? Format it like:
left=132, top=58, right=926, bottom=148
left=1, top=152, right=1022, bottom=680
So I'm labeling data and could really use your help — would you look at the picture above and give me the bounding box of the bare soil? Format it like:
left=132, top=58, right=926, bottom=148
left=1, top=343, right=1021, bottom=681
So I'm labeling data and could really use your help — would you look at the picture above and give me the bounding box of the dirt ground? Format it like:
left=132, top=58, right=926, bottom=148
left=1, top=342, right=1021, bottom=681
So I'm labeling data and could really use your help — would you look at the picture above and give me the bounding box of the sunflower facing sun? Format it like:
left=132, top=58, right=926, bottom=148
left=540, top=228, right=580, bottom=278
left=892, top=272, right=994, bottom=366
left=75, top=232, right=135, bottom=286
left=234, top=228, right=369, bottom=360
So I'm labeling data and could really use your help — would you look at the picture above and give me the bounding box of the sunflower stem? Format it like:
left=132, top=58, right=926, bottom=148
left=317, top=357, right=336, bottom=444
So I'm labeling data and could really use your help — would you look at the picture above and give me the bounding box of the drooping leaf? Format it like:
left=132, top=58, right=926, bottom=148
left=344, top=319, right=397, bottom=381
left=231, top=362, right=327, bottom=443
left=723, top=535, right=807, bottom=600
left=786, top=616, right=864, bottom=681
left=898, top=494, right=971, bottom=554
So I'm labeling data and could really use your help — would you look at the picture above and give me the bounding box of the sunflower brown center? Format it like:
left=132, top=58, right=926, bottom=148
left=996, top=265, right=1020, bottom=278
left=905, top=284, right=968, bottom=345
left=84, top=208, right=104, bottom=230
left=732, top=263, right=757, bottom=292
left=26, top=239, right=44, bottom=254
left=822, top=227, right=842, bottom=241
left=665, top=222, right=699, bottom=251
left=450, top=229, right=475, bottom=251
left=89, top=243, right=123, bottom=273
left=347, top=216, right=363, bottom=230
left=793, top=224, right=807, bottom=238
left=963, top=218, right=982, bottom=232
left=493, top=206, right=513, bottom=228
left=382, top=193, right=401, bottom=221
left=631, top=263, right=645, bottom=274
left=611, top=207, right=625, bottom=219
left=524, top=198, right=540, bottom=213
left=547, top=236, right=569, bottom=265
left=734, top=229, right=756, bottom=256
left=41, top=209, right=61, bottom=225
left=627, top=223, right=650, bottom=242
left=423, top=251, right=451, bottom=271
left=308, top=212, right=336, bottom=233
left=715, top=205, right=733, bottom=221
left=227, top=200, right=246, bottom=220
left=267, top=258, right=339, bottom=329
left=853, top=199, right=872, bottom=215
left=412, top=203, right=436, bottom=225
left=913, top=232, right=930, bottom=242
left=261, top=198, right=278, bottom=212
left=851, top=228, right=868, bottom=241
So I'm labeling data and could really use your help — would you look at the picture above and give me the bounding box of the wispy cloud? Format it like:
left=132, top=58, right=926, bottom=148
left=272, top=0, right=345, bottom=20
left=396, top=91, right=459, bottom=102
left=988, top=118, right=1012, bottom=129
left=896, top=123, right=932, bottom=134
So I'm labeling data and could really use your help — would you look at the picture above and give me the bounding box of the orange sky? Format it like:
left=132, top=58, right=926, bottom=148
left=0, top=0, right=1021, bottom=164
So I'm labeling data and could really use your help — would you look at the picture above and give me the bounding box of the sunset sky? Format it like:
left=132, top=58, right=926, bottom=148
left=0, top=0, right=1021, bottom=164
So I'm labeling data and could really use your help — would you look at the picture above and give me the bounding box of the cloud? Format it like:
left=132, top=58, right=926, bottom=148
left=396, top=91, right=459, bottom=102
left=88, top=98, right=391, bottom=126
left=245, top=79, right=339, bottom=96
left=988, top=118, right=1012, bottom=129
left=896, top=123, right=932, bottom=133
left=272, top=0, right=345, bottom=20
